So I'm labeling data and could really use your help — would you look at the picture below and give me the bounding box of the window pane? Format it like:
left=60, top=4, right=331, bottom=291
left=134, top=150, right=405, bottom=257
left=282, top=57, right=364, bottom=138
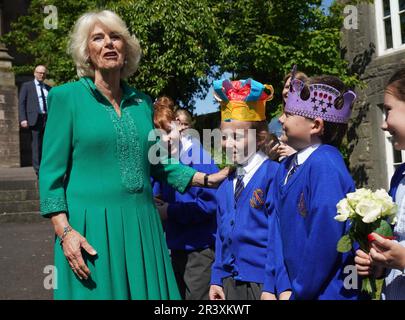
left=394, top=149, right=403, bottom=164
left=383, top=0, right=391, bottom=16
left=385, top=18, right=393, bottom=48
left=401, top=12, right=405, bottom=43
left=400, top=0, right=405, bottom=11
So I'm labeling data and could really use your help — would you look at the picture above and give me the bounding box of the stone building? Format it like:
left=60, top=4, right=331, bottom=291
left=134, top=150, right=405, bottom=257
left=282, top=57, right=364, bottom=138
left=0, top=0, right=33, bottom=168
left=0, top=1, right=39, bottom=222
left=342, top=0, right=405, bottom=190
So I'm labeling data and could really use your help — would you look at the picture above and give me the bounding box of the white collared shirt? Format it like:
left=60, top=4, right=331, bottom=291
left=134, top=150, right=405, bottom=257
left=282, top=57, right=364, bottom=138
left=179, top=134, right=194, bottom=158
left=34, top=79, right=48, bottom=114
left=233, top=151, right=269, bottom=192
left=284, top=144, right=320, bottom=185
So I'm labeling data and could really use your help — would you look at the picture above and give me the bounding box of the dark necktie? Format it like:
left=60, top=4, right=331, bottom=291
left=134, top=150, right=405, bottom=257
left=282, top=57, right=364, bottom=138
left=234, top=173, right=245, bottom=203
left=285, top=155, right=300, bottom=183
left=40, top=83, right=47, bottom=113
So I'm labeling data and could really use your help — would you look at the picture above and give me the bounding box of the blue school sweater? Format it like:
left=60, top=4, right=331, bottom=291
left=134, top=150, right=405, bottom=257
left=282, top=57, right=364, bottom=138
left=211, top=159, right=290, bottom=292
left=389, top=163, right=405, bottom=201
left=152, top=141, right=219, bottom=251
left=267, top=144, right=359, bottom=300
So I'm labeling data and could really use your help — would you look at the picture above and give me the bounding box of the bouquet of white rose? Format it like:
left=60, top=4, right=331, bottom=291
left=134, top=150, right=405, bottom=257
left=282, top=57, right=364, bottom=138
left=334, top=188, right=397, bottom=298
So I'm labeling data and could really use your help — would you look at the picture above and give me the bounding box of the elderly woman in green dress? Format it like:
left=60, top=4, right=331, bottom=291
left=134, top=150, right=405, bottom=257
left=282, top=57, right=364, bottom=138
left=39, top=10, right=228, bottom=300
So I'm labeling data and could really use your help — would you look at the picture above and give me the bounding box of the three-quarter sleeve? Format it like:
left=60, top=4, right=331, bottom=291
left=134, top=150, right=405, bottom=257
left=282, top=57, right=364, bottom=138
left=39, top=88, right=73, bottom=216
left=150, top=161, right=196, bottom=194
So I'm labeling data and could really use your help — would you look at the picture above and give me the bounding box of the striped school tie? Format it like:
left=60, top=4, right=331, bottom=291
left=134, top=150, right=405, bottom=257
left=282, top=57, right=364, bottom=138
left=234, top=173, right=245, bottom=203
left=285, top=154, right=300, bottom=183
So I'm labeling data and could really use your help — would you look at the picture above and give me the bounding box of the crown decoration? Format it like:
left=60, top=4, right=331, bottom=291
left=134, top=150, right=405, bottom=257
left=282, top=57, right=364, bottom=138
left=285, top=79, right=356, bottom=124
left=213, top=78, right=274, bottom=122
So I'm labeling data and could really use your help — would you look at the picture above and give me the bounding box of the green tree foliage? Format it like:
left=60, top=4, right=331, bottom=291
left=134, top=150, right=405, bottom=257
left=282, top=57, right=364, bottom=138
left=2, top=0, right=369, bottom=112
left=2, top=0, right=220, bottom=110
left=1, top=0, right=102, bottom=83
left=213, top=0, right=371, bottom=117
left=110, top=0, right=220, bottom=109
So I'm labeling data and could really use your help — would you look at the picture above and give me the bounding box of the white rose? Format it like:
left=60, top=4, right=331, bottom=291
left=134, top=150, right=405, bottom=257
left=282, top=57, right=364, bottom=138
left=356, top=199, right=383, bottom=223
left=373, top=189, right=397, bottom=218
left=335, top=198, right=354, bottom=222
left=347, top=188, right=373, bottom=207
left=334, top=213, right=349, bottom=222
left=374, top=189, right=392, bottom=202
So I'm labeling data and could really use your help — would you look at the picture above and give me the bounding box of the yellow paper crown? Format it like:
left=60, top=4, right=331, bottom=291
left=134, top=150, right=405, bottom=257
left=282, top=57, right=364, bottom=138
left=213, top=79, right=274, bottom=122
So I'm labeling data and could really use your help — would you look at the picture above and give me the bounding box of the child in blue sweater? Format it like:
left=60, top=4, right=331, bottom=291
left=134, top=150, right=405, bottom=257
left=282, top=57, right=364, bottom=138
left=209, top=79, right=291, bottom=300
left=152, top=96, right=219, bottom=300
left=263, top=74, right=360, bottom=300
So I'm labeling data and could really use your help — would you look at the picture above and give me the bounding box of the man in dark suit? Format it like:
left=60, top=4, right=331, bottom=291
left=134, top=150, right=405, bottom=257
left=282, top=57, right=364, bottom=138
left=18, top=65, right=51, bottom=176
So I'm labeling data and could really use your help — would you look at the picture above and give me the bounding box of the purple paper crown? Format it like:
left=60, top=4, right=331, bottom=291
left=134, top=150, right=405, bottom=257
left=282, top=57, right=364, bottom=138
left=285, top=79, right=356, bottom=124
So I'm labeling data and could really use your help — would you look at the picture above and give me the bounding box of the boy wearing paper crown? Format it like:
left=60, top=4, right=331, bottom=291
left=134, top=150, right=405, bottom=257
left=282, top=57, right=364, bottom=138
left=262, top=72, right=360, bottom=300
left=209, top=78, right=291, bottom=300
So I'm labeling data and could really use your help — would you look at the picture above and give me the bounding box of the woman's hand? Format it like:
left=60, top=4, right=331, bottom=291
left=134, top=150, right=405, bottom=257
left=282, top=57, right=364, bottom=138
left=209, top=285, right=225, bottom=300
left=369, top=233, right=405, bottom=272
left=260, top=291, right=277, bottom=300
left=192, top=167, right=234, bottom=188
left=51, top=213, right=97, bottom=280
left=208, top=167, right=233, bottom=187
left=61, top=230, right=97, bottom=280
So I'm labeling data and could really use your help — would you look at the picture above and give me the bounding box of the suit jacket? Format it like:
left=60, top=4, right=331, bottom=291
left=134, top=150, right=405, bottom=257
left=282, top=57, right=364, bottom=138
left=18, top=80, right=51, bottom=126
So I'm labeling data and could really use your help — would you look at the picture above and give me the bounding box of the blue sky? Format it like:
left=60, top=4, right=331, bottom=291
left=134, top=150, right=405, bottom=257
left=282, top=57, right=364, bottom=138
left=193, top=0, right=335, bottom=115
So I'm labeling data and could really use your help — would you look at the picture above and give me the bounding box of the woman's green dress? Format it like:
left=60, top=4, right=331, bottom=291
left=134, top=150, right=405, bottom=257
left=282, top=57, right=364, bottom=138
left=39, top=77, right=196, bottom=300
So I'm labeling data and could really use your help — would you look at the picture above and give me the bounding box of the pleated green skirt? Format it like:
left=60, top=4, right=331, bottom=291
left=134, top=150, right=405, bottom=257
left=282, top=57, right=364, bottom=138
left=53, top=201, right=181, bottom=300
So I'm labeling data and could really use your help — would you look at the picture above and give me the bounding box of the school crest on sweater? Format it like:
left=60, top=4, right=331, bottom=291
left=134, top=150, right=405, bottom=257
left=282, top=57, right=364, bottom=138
left=298, top=192, right=307, bottom=218
left=250, top=189, right=265, bottom=208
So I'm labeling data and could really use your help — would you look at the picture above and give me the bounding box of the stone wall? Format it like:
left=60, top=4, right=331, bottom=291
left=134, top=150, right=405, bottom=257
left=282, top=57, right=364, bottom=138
left=1, top=0, right=34, bottom=167
left=0, top=44, right=20, bottom=167
left=342, top=2, right=405, bottom=189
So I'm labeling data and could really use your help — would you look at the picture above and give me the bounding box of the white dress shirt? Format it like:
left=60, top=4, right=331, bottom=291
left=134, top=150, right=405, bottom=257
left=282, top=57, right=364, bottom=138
left=34, top=79, right=48, bottom=114
left=233, top=151, right=269, bottom=192
left=283, top=144, right=320, bottom=185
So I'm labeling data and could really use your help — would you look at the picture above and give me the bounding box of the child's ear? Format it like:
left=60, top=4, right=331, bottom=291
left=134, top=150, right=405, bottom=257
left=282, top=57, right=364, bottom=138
left=311, top=117, right=325, bottom=136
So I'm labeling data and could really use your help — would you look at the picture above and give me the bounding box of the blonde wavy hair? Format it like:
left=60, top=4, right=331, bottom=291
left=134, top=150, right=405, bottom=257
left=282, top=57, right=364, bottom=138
left=68, top=10, right=142, bottom=79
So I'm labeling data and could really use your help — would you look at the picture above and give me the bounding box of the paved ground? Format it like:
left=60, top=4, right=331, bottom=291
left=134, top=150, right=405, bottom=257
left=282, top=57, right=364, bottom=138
left=0, top=167, right=53, bottom=299
left=0, top=221, right=54, bottom=300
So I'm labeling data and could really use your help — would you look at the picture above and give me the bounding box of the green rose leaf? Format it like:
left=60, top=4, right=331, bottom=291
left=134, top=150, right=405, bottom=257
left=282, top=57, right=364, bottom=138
left=373, top=219, right=394, bottom=238
left=337, top=234, right=353, bottom=253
